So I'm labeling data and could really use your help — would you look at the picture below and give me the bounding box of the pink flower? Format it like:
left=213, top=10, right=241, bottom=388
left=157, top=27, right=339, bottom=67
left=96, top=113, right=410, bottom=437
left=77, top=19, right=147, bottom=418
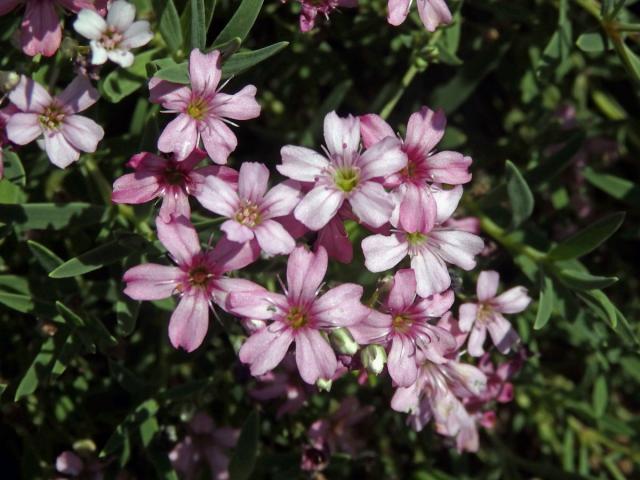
left=458, top=271, right=531, bottom=356
left=54, top=450, right=110, bottom=480
left=362, top=184, right=484, bottom=297
left=123, top=215, right=259, bottom=352
left=197, top=162, right=302, bottom=256
left=297, top=0, right=358, bottom=32
left=111, top=149, right=238, bottom=221
left=386, top=0, right=451, bottom=32
left=6, top=75, right=104, bottom=168
left=350, top=269, right=456, bottom=387
left=227, top=246, right=370, bottom=384
left=0, top=0, right=105, bottom=57
left=360, top=107, right=471, bottom=189
left=278, top=111, right=407, bottom=231
left=391, top=358, right=487, bottom=452
left=149, top=48, right=261, bottom=163
left=169, top=412, right=239, bottom=480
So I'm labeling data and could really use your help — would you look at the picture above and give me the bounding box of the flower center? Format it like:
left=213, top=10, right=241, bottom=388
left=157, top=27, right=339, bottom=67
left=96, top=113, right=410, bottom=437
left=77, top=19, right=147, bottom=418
left=286, top=306, right=308, bottom=329
left=100, top=25, right=123, bottom=49
left=477, top=303, right=493, bottom=324
left=189, top=266, right=211, bottom=288
left=234, top=201, right=261, bottom=228
left=164, top=166, right=186, bottom=186
left=187, top=97, right=209, bottom=121
left=401, top=158, right=418, bottom=179
left=392, top=314, right=412, bottom=334
left=333, top=167, right=359, bottom=193
left=406, top=232, right=427, bottom=246
left=39, top=104, right=65, bottom=131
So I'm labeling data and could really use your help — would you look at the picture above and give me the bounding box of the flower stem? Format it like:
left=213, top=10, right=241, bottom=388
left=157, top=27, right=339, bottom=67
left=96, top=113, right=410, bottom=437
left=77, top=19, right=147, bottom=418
left=379, top=63, right=420, bottom=120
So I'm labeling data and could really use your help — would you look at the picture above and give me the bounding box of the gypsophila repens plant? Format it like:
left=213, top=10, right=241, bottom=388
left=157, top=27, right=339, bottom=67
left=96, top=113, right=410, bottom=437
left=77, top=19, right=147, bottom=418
left=0, top=0, right=638, bottom=478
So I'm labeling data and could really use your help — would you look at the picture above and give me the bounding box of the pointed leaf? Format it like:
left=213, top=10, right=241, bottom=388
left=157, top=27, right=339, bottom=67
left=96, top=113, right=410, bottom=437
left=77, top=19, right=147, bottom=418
left=534, top=275, right=555, bottom=330
left=549, top=212, right=625, bottom=260
left=506, top=160, right=534, bottom=228
left=558, top=269, right=618, bottom=290
left=213, top=0, right=263, bottom=46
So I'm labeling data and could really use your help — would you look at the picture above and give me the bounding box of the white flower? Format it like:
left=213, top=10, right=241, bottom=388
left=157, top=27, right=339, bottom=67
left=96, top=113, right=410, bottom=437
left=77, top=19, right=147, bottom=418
left=74, top=1, right=153, bottom=68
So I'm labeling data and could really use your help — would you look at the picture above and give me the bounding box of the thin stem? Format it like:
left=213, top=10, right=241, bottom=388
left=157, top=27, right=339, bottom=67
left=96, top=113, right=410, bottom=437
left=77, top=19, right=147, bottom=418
left=379, top=63, right=420, bottom=120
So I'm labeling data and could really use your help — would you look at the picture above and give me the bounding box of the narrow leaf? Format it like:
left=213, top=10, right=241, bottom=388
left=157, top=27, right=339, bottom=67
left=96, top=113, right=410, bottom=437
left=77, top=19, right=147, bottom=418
left=14, top=333, right=69, bottom=401
left=534, top=275, right=555, bottom=330
left=506, top=160, right=534, bottom=228
left=583, top=167, right=640, bottom=207
left=190, top=0, right=206, bottom=50
left=222, top=42, right=289, bottom=77
left=27, top=240, right=63, bottom=272
left=592, top=376, right=608, bottom=417
left=0, top=203, right=109, bottom=230
left=152, top=0, right=183, bottom=53
left=558, top=269, right=618, bottom=290
left=549, top=212, right=625, bottom=260
left=213, top=0, right=263, bottom=46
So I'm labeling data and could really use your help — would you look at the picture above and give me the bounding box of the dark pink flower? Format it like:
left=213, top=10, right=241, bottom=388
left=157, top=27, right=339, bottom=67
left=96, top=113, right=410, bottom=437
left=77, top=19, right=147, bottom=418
left=297, top=0, right=358, bottom=32
left=123, top=215, right=259, bottom=352
left=111, top=149, right=238, bottom=221
left=227, top=246, right=370, bottom=384
left=149, top=48, right=260, bottom=163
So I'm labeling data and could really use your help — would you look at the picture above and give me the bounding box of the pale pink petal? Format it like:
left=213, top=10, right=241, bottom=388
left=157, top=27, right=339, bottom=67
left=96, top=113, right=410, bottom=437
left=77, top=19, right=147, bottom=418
left=121, top=20, right=153, bottom=48
left=287, top=245, right=327, bottom=304
left=200, top=116, right=237, bottom=164
left=390, top=381, right=420, bottom=413
left=429, top=229, right=484, bottom=270
left=189, top=49, right=221, bottom=96
left=405, top=107, right=446, bottom=156
left=156, top=215, right=200, bottom=265
left=425, top=151, right=472, bottom=185
left=214, top=277, right=277, bottom=311
left=260, top=180, right=302, bottom=219
left=238, top=162, right=269, bottom=202
left=123, top=264, right=182, bottom=300
left=294, top=185, right=343, bottom=230
left=323, top=111, right=360, bottom=156
left=388, top=335, right=418, bottom=387
left=487, top=313, right=520, bottom=352
left=107, top=49, right=135, bottom=68
left=73, top=9, right=106, bottom=40
left=417, top=0, right=452, bottom=32
left=210, top=235, right=259, bottom=273
left=312, top=283, right=369, bottom=327
left=295, top=328, right=337, bottom=384
left=211, top=86, right=261, bottom=120
left=149, top=77, right=191, bottom=109
left=387, top=0, right=411, bottom=25
left=197, top=174, right=239, bottom=217
left=56, top=451, right=84, bottom=476
left=168, top=291, right=210, bottom=352
left=348, top=310, right=391, bottom=345
left=362, top=233, right=408, bottom=272
left=254, top=219, right=296, bottom=255
left=277, top=146, right=329, bottom=182
left=467, top=325, right=487, bottom=357
left=227, top=287, right=286, bottom=319
left=44, top=131, right=79, bottom=168
left=492, top=286, right=531, bottom=314
left=61, top=115, right=104, bottom=152
left=418, top=325, right=457, bottom=363
left=240, top=325, right=294, bottom=376
left=57, top=76, right=100, bottom=113
left=411, top=248, right=450, bottom=297
left=432, top=185, right=463, bottom=224
left=388, top=269, right=417, bottom=312
left=358, top=136, right=407, bottom=181
left=220, top=220, right=255, bottom=243
left=157, top=113, right=198, bottom=159
left=111, top=172, right=161, bottom=204
left=438, top=312, right=469, bottom=350
left=414, top=288, right=454, bottom=317
left=6, top=113, right=41, bottom=145
left=349, top=181, right=393, bottom=228
left=8, top=76, right=51, bottom=112
left=359, top=113, right=395, bottom=148
left=107, top=0, right=135, bottom=31
left=458, top=303, right=478, bottom=332
left=315, top=216, right=352, bottom=263
left=159, top=189, right=191, bottom=222
left=398, top=184, right=436, bottom=233
left=477, top=271, right=500, bottom=302
left=21, top=0, right=61, bottom=57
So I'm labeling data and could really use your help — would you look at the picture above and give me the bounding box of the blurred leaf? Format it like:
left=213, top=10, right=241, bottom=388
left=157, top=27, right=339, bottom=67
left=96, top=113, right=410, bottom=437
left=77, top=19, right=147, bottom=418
left=583, top=167, right=640, bottom=207
left=506, top=160, right=534, bottom=228
left=620, top=42, right=640, bottom=83
left=229, top=410, right=260, bottom=480
left=189, top=0, right=206, bottom=50
left=100, top=49, right=160, bottom=103
left=302, top=79, right=352, bottom=144
left=222, top=42, right=289, bottom=77
left=577, top=290, right=618, bottom=328
left=2, top=150, right=25, bottom=186
left=558, top=269, right=618, bottom=290
left=115, top=297, right=140, bottom=337
left=548, top=212, right=625, bottom=260
left=49, top=233, right=147, bottom=278
left=152, top=0, right=183, bottom=54
left=27, top=240, right=63, bottom=272
left=0, top=291, right=54, bottom=315
left=101, top=399, right=159, bottom=459
left=148, top=448, right=179, bottom=480
left=534, top=275, right=555, bottom=330
left=576, top=32, right=607, bottom=52
left=537, top=0, right=572, bottom=78
left=0, top=203, right=109, bottom=230
left=56, top=301, right=118, bottom=350
left=152, top=60, right=189, bottom=83
left=592, top=376, right=608, bottom=417
left=213, top=0, right=263, bottom=46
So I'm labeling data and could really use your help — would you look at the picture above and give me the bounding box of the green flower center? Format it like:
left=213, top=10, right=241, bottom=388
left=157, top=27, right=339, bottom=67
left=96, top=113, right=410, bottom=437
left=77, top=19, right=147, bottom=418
left=406, top=232, right=427, bottom=246
left=39, top=104, right=65, bottom=131
left=287, top=306, right=308, bottom=329
left=235, top=201, right=261, bottom=228
left=187, top=98, right=208, bottom=120
left=333, top=168, right=359, bottom=193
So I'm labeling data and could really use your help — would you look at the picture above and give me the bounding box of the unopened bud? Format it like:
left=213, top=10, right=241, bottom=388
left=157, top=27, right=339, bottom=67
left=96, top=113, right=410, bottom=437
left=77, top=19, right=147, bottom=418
left=316, top=378, right=332, bottom=392
left=0, top=71, right=19, bottom=93
left=329, top=328, right=358, bottom=356
left=72, top=439, right=96, bottom=454
left=360, top=344, right=387, bottom=375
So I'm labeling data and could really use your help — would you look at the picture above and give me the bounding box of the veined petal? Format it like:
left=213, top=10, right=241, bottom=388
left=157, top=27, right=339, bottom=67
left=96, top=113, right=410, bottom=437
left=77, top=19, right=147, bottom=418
left=477, top=271, right=500, bottom=302
left=425, top=151, right=472, bottom=185
left=121, top=20, right=153, bottom=48
left=211, top=86, right=261, bottom=120
left=432, top=185, right=463, bottom=224
left=261, top=180, right=302, bottom=219
left=220, top=220, right=255, bottom=243
left=44, top=131, right=80, bottom=168
left=21, top=0, right=61, bottom=57
left=157, top=114, right=199, bottom=160
left=492, top=286, right=531, bottom=314
left=294, top=185, right=343, bottom=231
left=429, top=229, right=484, bottom=270
left=57, top=75, right=100, bottom=113
left=254, top=220, right=296, bottom=255
left=111, top=172, right=161, bottom=204
left=349, top=181, right=393, bottom=228
left=123, top=263, right=182, bottom=300
left=238, top=162, right=269, bottom=203
left=189, top=49, right=221, bottom=96
left=398, top=183, right=436, bottom=233
left=362, top=233, right=408, bottom=272
left=277, top=145, right=329, bottom=182
left=458, top=303, right=478, bottom=332
left=107, top=49, right=135, bottom=68
left=417, top=0, right=452, bottom=32
left=156, top=215, right=201, bottom=266
left=411, top=248, right=450, bottom=297
left=8, top=76, right=52, bottom=112
left=348, top=310, right=392, bottom=345
left=227, top=287, right=286, bottom=320
left=73, top=8, right=106, bottom=40
left=323, top=111, right=360, bottom=156
left=200, top=116, right=237, bottom=165
left=388, top=335, right=418, bottom=387
left=467, top=325, right=487, bottom=357
left=414, top=289, right=454, bottom=317
left=196, top=174, right=239, bottom=217
left=148, top=77, right=191, bottom=108
left=405, top=106, right=446, bottom=156
left=6, top=113, right=41, bottom=145
left=239, top=324, right=294, bottom=376
left=387, top=0, right=411, bottom=26
left=315, top=216, right=352, bottom=264
left=90, top=41, right=108, bottom=65
left=210, top=235, right=259, bottom=273
left=388, top=269, right=417, bottom=313
left=295, top=328, right=337, bottom=384
left=168, top=291, right=210, bottom=352
left=359, top=113, right=395, bottom=148
left=358, top=136, right=407, bottom=181
left=287, top=245, right=328, bottom=305
left=61, top=115, right=104, bottom=152
left=107, top=0, right=136, bottom=31
left=312, top=283, right=369, bottom=327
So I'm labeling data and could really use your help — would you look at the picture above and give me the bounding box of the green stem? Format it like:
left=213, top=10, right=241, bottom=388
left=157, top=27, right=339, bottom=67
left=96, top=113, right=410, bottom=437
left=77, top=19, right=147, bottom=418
left=379, top=63, right=420, bottom=120
left=616, top=22, right=640, bottom=32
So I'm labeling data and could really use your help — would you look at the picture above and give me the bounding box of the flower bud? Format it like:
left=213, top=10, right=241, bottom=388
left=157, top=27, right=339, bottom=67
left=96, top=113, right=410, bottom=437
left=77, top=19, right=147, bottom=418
left=316, top=378, right=332, bottom=392
left=329, top=327, right=358, bottom=356
left=360, top=344, right=386, bottom=375
left=72, top=438, right=96, bottom=454
left=0, top=71, right=19, bottom=93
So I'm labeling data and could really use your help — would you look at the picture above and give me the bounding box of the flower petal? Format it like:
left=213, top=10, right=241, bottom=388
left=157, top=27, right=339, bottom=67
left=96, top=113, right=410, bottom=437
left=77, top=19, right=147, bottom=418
left=121, top=20, right=153, bottom=48
left=432, top=185, right=463, bottom=224
left=21, top=0, right=61, bottom=57
left=362, top=233, right=408, bottom=272
left=254, top=220, right=296, bottom=255
left=123, top=264, right=182, bottom=300
left=477, top=271, right=499, bottom=302
left=238, top=162, right=269, bottom=202
left=240, top=324, right=294, bottom=376
left=414, top=288, right=455, bottom=317
left=211, top=86, right=261, bottom=120
left=458, top=303, right=478, bottom=332
left=425, top=151, right=472, bottom=185
left=287, top=245, right=327, bottom=305
left=220, top=219, right=255, bottom=243
left=323, top=111, right=360, bottom=156
left=156, top=215, right=200, bottom=266
left=209, top=235, right=259, bottom=273
left=411, top=247, right=450, bottom=297
left=196, top=174, right=239, bottom=217
left=107, top=0, right=136, bottom=31
left=359, top=113, right=395, bottom=148
left=467, top=325, right=487, bottom=357
left=8, top=75, right=51, bottom=112
left=61, top=115, right=104, bottom=152
left=349, top=181, right=393, bottom=228
left=315, top=216, right=352, bottom=263
left=189, top=49, right=221, bottom=96
left=428, top=229, right=484, bottom=271
left=277, top=145, right=329, bottom=182
left=358, top=136, right=407, bottom=181
left=405, top=106, right=446, bottom=156
left=295, top=328, right=337, bottom=384
left=388, top=269, right=417, bottom=313
left=387, top=0, right=411, bottom=26
left=44, top=131, right=80, bottom=168
left=200, top=116, right=237, bottom=165
left=157, top=113, right=199, bottom=160
left=492, top=286, right=531, bottom=314
left=388, top=335, right=418, bottom=387
left=6, top=113, right=41, bottom=145
left=73, top=8, right=106, bottom=40
left=111, top=172, right=161, bottom=205
left=312, top=283, right=369, bottom=327
left=57, top=75, right=100, bottom=113
left=261, top=180, right=302, bottom=219
left=107, top=49, right=135, bottom=68
left=168, top=291, right=210, bottom=352
left=294, top=185, right=343, bottom=231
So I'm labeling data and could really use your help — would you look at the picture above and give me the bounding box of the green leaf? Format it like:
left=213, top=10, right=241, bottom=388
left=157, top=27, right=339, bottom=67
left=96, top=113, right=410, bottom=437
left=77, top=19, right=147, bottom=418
left=101, top=399, right=159, bottom=458
left=576, top=32, right=607, bottom=53
left=49, top=233, right=147, bottom=278
left=0, top=203, right=109, bottom=230
left=583, top=167, right=640, bottom=207
left=115, top=297, right=140, bottom=337
left=100, top=49, right=159, bottom=103
left=577, top=290, right=618, bottom=328
left=536, top=0, right=572, bottom=78
left=27, top=240, right=63, bottom=272
left=213, top=0, right=263, bottom=46
left=190, top=0, right=206, bottom=50
left=534, top=275, right=555, bottom=330
left=2, top=149, right=26, bottom=186
left=148, top=448, right=179, bottom=480
left=56, top=302, right=118, bottom=350
left=592, top=376, right=608, bottom=417
left=548, top=212, right=625, bottom=260
left=152, top=61, right=189, bottom=84
left=558, top=269, right=618, bottom=290
left=505, top=160, right=534, bottom=228
left=222, top=42, right=289, bottom=77
left=0, top=291, right=54, bottom=315
left=229, top=410, right=260, bottom=480
left=152, top=0, right=183, bottom=53
left=620, top=42, right=640, bottom=83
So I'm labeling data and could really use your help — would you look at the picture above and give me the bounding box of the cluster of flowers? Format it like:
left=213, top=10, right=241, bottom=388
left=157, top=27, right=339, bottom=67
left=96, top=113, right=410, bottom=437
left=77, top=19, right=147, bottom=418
left=109, top=47, right=532, bottom=453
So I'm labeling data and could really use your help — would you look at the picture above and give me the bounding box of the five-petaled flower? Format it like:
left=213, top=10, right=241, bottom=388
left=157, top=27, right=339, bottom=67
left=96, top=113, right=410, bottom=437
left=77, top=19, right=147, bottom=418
left=149, top=48, right=261, bottom=163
